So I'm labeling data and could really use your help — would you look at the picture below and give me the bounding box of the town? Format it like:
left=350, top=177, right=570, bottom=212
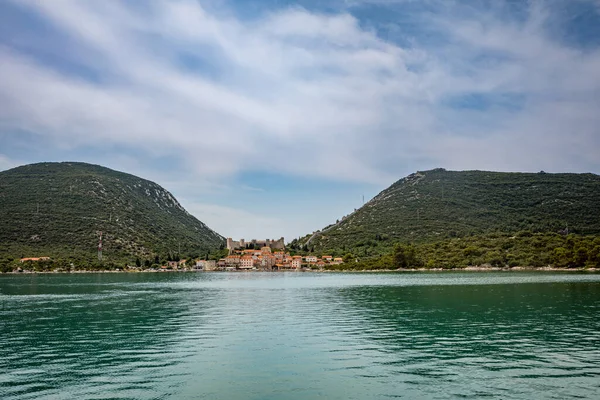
left=13, top=238, right=346, bottom=273
left=191, top=237, right=344, bottom=271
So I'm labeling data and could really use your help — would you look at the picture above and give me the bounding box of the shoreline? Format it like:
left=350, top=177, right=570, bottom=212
left=2, top=266, right=598, bottom=274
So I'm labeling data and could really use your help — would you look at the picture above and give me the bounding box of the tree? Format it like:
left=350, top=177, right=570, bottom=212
left=553, top=247, right=571, bottom=268
left=135, top=258, right=141, bottom=268
left=573, top=246, right=588, bottom=267
left=588, top=246, right=600, bottom=267
left=343, top=253, right=354, bottom=263
left=393, top=244, right=416, bottom=268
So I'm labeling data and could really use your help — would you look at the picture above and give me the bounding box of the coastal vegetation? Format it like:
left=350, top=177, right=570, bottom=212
left=0, top=247, right=231, bottom=274
left=325, top=232, right=600, bottom=270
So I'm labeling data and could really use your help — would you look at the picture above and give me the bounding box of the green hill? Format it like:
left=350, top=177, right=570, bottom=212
left=0, top=162, right=224, bottom=264
left=292, top=168, right=600, bottom=256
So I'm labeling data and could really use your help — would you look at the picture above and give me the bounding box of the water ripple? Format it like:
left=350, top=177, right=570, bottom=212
left=1, top=272, right=600, bottom=399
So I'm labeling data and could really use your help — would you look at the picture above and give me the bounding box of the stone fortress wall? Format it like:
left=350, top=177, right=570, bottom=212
left=227, top=237, right=285, bottom=252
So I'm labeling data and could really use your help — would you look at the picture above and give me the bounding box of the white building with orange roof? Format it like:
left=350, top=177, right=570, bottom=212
left=305, top=255, right=318, bottom=264
left=240, top=255, right=254, bottom=269
left=291, top=256, right=302, bottom=269
left=322, top=255, right=333, bottom=262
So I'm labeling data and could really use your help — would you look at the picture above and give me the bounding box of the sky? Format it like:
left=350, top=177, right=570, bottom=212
left=1, top=0, right=599, bottom=241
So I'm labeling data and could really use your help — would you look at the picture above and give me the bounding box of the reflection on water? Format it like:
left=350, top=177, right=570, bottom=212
left=1, top=272, right=600, bottom=399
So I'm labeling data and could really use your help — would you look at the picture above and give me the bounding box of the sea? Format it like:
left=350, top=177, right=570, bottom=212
left=1, top=271, right=599, bottom=399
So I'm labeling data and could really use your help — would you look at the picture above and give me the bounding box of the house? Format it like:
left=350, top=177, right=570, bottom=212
left=260, top=255, right=276, bottom=269
left=218, top=259, right=227, bottom=268
left=332, top=257, right=344, bottom=265
left=322, top=255, right=333, bottom=262
left=240, top=255, right=254, bottom=269
left=305, top=255, right=318, bottom=264
left=168, top=261, right=179, bottom=269
left=225, top=255, right=241, bottom=266
left=291, top=256, right=302, bottom=269
left=281, top=262, right=294, bottom=270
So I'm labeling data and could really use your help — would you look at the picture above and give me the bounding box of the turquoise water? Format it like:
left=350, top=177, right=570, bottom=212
left=1, top=272, right=600, bottom=399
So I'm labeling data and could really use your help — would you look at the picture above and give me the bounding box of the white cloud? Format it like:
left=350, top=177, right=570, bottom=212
left=0, top=0, right=599, bottom=237
left=182, top=201, right=285, bottom=240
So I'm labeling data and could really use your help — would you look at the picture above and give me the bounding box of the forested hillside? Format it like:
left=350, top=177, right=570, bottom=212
left=292, top=168, right=600, bottom=258
left=0, top=162, right=224, bottom=266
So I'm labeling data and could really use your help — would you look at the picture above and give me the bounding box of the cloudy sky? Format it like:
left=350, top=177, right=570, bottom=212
left=1, top=0, right=599, bottom=241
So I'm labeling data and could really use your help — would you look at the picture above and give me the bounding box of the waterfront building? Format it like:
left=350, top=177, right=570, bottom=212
left=225, top=255, right=241, bottom=266
left=305, top=255, right=318, bottom=264
left=240, top=256, right=254, bottom=269
left=291, top=256, right=302, bottom=269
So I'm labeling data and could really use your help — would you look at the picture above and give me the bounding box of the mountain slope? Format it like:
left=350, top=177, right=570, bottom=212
left=295, top=168, right=600, bottom=255
left=0, top=162, right=224, bottom=261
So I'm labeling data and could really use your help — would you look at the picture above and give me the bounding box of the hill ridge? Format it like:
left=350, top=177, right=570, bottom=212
left=292, top=168, right=600, bottom=256
left=0, top=162, right=224, bottom=263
